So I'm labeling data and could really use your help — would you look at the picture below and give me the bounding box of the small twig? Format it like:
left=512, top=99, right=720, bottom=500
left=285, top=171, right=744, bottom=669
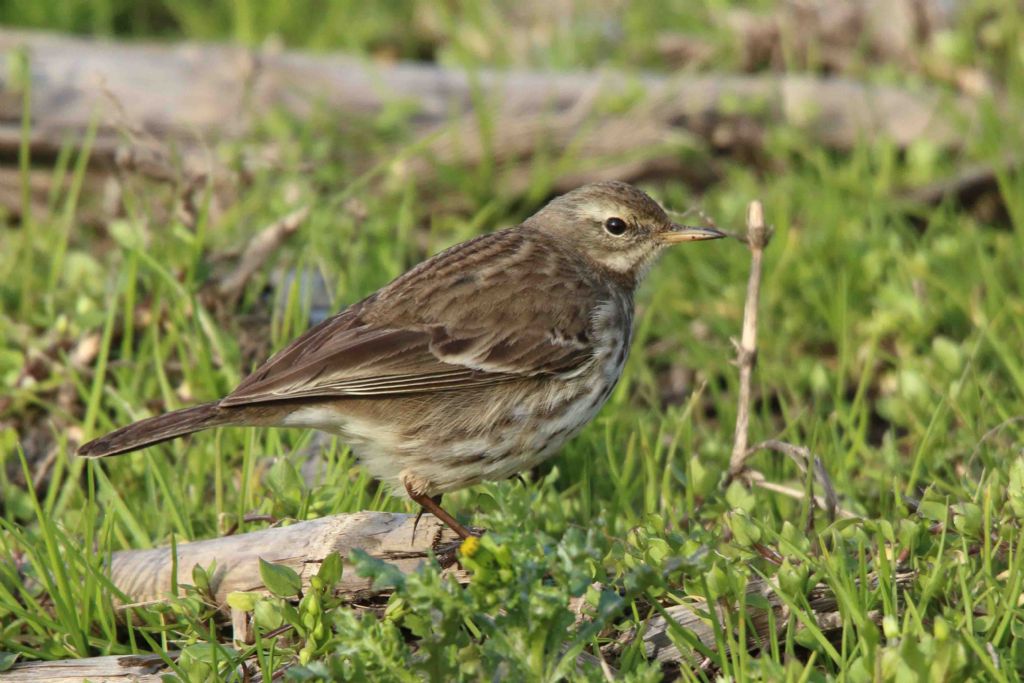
left=224, top=513, right=281, bottom=537
left=748, top=439, right=840, bottom=522
left=717, top=203, right=852, bottom=529
left=749, top=439, right=811, bottom=474
left=217, top=206, right=310, bottom=304
left=746, top=471, right=857, bottom=519
left=727, top=200, right=769, bottom=480
left=966, top=415, right=1024, bottom=472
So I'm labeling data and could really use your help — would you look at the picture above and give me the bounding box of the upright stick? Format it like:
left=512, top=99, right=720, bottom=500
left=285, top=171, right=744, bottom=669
left=728, top=201, right=769, bottom=478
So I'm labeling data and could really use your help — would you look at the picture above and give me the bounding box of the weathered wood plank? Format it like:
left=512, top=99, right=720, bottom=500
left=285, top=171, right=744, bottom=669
left=109, top=511, right=461, bottom=606
left=2, top=653, right=172, bottom=682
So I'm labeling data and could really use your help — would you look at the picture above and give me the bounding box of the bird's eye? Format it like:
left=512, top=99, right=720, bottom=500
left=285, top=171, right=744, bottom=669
left=604, top=217, right=627, bottom=236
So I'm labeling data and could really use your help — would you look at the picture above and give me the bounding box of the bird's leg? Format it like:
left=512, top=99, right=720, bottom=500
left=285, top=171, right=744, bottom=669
left=411, top=493, right=443, bottom=541
left=405, top=483, right=475, bottom=540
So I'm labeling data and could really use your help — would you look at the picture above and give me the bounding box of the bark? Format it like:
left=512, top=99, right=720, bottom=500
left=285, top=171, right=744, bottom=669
left=107, top=511, right=462, bottom=607
left=1, top=654, right=172, bottom=683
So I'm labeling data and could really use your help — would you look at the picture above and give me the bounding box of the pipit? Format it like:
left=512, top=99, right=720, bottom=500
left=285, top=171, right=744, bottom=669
left=79, top=182, right=724, bottom=538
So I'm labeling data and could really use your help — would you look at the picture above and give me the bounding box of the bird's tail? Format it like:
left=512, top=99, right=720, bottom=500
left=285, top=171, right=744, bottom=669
left=78, top=401, right=233, bottom=458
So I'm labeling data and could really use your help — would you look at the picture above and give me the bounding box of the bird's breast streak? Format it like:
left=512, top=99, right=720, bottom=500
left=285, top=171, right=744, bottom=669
left=275, top=296, right=633, bottom=496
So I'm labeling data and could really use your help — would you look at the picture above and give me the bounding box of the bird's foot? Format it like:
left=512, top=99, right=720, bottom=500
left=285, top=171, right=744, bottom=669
left=406, top=485, right=481, bottom=543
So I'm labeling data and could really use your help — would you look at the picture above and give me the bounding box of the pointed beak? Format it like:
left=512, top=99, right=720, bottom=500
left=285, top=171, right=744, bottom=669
left=660, top=223, right=727, bottom=244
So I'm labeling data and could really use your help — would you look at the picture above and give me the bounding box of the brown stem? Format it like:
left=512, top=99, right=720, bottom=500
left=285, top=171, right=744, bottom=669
left=728, top=201, right=769, bottom=479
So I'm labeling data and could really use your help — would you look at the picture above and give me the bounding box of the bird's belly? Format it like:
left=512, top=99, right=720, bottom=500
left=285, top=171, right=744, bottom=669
left=278, top=328, right=629, bottom=496
left=404, top=337, right=628, bottom=494
left=390, top=377, right=620, bottom=494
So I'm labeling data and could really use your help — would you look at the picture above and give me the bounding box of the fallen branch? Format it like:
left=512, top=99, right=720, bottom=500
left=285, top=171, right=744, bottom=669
left=9, top=511, right=633, bottom=681
left=107, top=511, right=462, bottom=609
left=0, top=29, right=977, bottom=205
left=2, top=653, right=174, bottom=683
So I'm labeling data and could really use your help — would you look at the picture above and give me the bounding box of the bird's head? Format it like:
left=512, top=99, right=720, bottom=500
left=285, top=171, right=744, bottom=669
left=527, top=181, right=724, bottom=285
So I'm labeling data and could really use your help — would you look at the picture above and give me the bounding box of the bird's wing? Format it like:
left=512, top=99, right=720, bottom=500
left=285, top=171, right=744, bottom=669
left=221, top=231, right=605, bottom=406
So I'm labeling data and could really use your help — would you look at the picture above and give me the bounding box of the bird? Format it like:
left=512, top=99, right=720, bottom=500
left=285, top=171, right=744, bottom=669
left=78, top=181, right=725, bottom=538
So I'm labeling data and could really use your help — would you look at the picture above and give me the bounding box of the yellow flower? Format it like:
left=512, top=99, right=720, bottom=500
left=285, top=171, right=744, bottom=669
left=460, top=535, right=481, bottom=558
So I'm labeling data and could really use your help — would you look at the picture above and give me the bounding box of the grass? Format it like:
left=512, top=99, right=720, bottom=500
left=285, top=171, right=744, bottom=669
left=2, top=1, right=1024, bottom=680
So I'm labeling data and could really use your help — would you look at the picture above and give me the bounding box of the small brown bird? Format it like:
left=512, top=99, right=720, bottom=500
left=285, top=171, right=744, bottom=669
left=79, top=182, right=724, bottom=537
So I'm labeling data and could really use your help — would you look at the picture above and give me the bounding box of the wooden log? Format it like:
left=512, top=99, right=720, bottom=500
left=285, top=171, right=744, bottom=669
left=0, top=29, right=976, bottom=196
left=1, top=653, right=172, bottom=682
left=108, top=511, right=462, bottom=607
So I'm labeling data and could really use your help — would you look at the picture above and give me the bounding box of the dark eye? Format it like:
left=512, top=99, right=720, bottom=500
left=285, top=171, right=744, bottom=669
left=604, top=217, right=627, bottom=236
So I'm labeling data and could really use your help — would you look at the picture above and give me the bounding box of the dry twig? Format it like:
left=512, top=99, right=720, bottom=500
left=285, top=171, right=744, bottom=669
left=728, top=200, right=770, bottom=479
left=215, top=205, right=310, bottom=305
left=747, top=440, right=844, bottom=520
left=721, top=204, right=851, bottom=526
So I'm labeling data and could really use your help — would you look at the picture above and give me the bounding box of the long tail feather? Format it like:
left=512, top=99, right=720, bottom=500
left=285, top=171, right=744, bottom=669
left=78, top=402, right=232, bottom=458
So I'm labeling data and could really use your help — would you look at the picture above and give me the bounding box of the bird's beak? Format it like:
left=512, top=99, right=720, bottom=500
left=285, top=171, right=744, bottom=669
left=660, top=223, right=727, bottom=244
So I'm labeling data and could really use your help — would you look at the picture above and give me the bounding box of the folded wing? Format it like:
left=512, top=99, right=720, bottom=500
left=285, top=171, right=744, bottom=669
left=221, top=231, right=602, bottom=406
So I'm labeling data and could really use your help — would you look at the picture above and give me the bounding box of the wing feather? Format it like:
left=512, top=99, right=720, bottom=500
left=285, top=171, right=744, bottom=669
left=220, top=230, right=609, bottom=407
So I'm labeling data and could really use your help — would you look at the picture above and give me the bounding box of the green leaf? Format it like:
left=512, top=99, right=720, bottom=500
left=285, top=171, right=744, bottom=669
left=645, top=538, right=671, bottom=564
left=280, top=602, right=304, bottom=631
left=226, top=591, right=258, bottom=612
left=266, top=458, right=305, bottom=505
left=932, top=336, right=963, bottom=373
left=952, top=503, right=982, bottom=537
left=259, top=558, right=302, bottom=598
left=689, top=455, right=711, bottom=493
left=725, top=480, right=756, bottom=512
left=705, top=563, right=729, bottom=598
left=181, top=642, right=236, bottom=665
left=192, top=560, right=215, bottom=597
left=917, top=501, right=948, bottom=523
left=776, top=558, right=808, bottom=596
left=351, top=548, right=406, bottom=590
left=254, top=599, right=284, bottom=630
left=882, top=614, right=900, bottom=639
left=316, top=552, right=343, bottom=587
left=728, top=511, right=761, bottom=546
left=0, top=652, right=19, bottom=673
